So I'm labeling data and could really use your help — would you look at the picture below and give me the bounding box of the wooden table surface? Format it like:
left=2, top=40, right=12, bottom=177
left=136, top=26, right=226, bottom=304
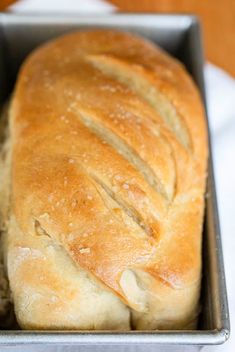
left=1, top=0, right=235, bottom=77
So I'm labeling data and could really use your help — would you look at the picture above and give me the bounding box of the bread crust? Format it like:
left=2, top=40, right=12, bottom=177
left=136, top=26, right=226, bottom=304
left=5, top=30, right=208, bottom=329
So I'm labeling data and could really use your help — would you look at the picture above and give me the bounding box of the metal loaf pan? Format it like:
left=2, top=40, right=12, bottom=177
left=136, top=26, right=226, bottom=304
left=0, top=13, right=230, bottom=351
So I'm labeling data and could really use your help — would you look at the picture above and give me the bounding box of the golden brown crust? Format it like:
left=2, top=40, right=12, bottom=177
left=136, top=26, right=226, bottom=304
left=6, top=30, right=208, bottom=329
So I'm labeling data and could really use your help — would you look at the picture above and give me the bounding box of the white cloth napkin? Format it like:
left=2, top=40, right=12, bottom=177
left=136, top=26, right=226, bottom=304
left=6, top=1, right=235, bottom=351
left=8, top=0, right=116, bottom=13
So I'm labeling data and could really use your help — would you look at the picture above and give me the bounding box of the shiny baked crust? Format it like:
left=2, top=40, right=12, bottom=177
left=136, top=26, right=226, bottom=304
left=4, top=30, right=208, bottom=330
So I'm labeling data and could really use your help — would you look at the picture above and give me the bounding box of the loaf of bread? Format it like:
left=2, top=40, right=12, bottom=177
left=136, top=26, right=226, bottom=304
left=2, top=30, right=208, bottom=330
